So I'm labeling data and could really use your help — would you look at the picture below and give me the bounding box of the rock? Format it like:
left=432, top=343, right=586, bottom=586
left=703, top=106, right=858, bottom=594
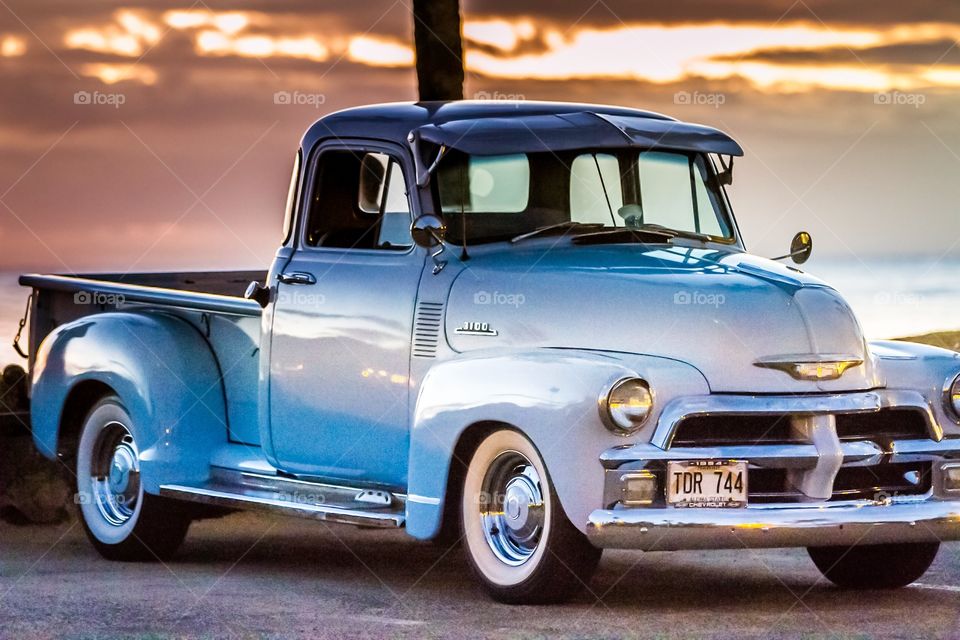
left=0, top=364, right=73, bottom=524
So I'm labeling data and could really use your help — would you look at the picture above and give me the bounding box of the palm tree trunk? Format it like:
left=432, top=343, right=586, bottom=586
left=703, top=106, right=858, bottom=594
left=412, top=0, right=464, bottom=101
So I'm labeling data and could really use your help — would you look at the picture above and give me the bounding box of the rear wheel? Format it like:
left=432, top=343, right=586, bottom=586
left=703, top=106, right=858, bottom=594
left=76, top=396, right=191, bottom=561
left=460, top=429, right=601, bottom=604
left=807, top=542, right=939, bottom=589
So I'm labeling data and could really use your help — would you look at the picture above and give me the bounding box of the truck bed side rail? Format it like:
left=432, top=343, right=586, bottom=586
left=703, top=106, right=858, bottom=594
left=19, top=274, right=262, bottom=317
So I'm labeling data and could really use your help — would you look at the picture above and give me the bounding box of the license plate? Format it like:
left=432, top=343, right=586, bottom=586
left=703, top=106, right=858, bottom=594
left=667, top=460, right=747, bottom=508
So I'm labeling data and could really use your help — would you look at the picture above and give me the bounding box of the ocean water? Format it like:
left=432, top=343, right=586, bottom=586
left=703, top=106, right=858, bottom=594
left=1, top=258, right=958, bottom=367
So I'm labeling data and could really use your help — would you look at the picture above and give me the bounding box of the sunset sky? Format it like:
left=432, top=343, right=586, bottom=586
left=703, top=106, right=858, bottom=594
left=1, top=0, right=959, bottom=273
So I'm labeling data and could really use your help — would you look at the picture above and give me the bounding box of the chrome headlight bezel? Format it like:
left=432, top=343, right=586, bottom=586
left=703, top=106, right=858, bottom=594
left=945, top=372, right=960, bottom=422
left=599, top=377, right=653, bottom=435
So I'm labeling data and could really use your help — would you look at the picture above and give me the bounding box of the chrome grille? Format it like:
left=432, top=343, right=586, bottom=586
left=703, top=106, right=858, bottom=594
left=748, top=462, right=932, bottom=503
left=671, top=408, right=930, bottom=448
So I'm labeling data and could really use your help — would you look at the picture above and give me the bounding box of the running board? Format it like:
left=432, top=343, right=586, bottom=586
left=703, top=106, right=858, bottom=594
left=160, top=468, right=405, bottom=528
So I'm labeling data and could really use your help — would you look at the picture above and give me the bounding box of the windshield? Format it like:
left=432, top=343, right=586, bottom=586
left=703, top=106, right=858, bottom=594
left=435, top=148, right=735, bottom=244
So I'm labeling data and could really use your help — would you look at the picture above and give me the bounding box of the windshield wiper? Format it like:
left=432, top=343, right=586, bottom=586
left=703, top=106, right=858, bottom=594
left=570, top=227, right=673, bottom=245
left=571, top=224, right=713, bottom=246
left=510, top=221, right=605, bottom=243
left=633, top=223, right=712, bottom=242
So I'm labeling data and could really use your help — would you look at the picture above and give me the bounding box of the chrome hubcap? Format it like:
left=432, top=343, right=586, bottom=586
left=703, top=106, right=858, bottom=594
left=90, top=422, right=140, bottom=527
left=479, top=451, right=545, bottom=566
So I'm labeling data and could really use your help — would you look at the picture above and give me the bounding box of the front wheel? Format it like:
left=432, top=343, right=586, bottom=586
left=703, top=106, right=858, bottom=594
left=807, top=542, right=939, bottom=589
left=76, top=396, right=191, bottom=561
left=460, top=429, right=601, bottom=604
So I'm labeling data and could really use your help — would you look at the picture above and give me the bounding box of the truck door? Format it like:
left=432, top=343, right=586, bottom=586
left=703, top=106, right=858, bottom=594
left=268, top=141, right=424, bottom=487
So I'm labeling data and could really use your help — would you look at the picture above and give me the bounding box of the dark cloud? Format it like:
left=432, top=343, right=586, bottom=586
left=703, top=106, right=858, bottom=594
left=465, top=0, right=960, bottom=27
left=2, top=0, right=414, bottom=41
left=713, top=39, right=960, bottom=66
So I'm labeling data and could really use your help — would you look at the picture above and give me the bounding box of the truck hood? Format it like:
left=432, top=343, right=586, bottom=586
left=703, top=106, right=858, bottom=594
left=445, top=244, right=881, bottom=393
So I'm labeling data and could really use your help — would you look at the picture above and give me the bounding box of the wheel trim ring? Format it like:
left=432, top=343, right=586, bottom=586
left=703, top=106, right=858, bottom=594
left=462, top=432, right=553, bottom=587
left=90, top=420, right=141, bottom=527
left=479, top=451, right=545, bottom=566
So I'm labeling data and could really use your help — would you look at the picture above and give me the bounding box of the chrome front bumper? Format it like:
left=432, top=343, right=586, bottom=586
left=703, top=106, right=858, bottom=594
left=590, top=389, right=960, bottom=550
left=587, top=498, right=960, bottom=550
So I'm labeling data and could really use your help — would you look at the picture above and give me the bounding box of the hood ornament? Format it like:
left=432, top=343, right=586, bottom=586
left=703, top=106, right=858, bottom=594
left=754, top=354, right=863, bottom=381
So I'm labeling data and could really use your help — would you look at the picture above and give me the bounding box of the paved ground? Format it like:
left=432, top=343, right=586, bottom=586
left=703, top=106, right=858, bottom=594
left=2, top=512, right=959, bottom=639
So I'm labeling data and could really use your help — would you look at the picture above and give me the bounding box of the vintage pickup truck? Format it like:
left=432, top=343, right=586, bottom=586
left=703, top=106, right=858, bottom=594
left=17, top=101, right=960, bottom=604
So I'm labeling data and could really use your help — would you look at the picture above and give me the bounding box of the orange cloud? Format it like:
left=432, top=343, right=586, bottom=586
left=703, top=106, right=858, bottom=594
left=80, top=63, right=158, bottom=85
left=1, top=35, right=26, bottom=57
left=64, top=10, right=160, bottom=57
left=347, top=35, right=414, bottom=67
left=55, top=10, right=960, bottom=93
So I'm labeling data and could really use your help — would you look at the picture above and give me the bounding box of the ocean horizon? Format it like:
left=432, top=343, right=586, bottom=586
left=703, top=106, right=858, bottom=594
left=1, top=257, right=957, bottom=367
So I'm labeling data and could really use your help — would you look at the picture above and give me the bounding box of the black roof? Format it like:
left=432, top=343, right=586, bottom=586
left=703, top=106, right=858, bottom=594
left=302, top=100, right=742, bottom=156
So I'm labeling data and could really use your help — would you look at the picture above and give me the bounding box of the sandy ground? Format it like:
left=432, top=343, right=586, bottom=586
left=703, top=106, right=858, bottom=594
left=2, top=512, right=959, bottom=639
left=897, top=330, right=960, bottom=353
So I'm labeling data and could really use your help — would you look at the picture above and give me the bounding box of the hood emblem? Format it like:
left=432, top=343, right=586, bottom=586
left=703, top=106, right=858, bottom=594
left=455, top=321, right=498, bottom=337
left=754, top=354, right=863, bottom=381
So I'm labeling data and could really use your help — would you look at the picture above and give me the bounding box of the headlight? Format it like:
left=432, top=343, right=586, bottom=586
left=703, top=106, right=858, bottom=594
left=946, top=373, right=960, bottom=420
left=600, top=378, right=653, bottom=434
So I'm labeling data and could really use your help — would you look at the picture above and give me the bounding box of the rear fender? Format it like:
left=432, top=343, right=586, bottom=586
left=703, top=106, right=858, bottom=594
left=30, top=311, right=227, bottom=493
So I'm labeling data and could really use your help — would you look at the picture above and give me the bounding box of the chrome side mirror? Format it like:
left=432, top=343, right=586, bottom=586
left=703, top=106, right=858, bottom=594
left=771, top=231, right=813, bottom=265
left=244, top=281, right=270, bottom=308
left=410, top=214, right=447, bottom=249
left=789, top=231, right=813, bottom=264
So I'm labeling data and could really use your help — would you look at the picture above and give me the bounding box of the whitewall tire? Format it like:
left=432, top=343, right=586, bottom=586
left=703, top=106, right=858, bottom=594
left=460, top=428, right=601, bottom=603
left=76, top=396, right=190, bottom=561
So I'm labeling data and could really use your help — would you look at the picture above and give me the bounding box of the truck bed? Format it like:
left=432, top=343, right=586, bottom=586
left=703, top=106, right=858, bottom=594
left=18, top=271, right=265, bottom=444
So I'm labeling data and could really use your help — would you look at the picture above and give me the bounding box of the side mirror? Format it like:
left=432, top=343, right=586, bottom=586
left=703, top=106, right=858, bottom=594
left=789, top=231, right=813, bottom=264
left=244, top=281, right=270, bottom=308
left=770, top=231, right=813, bottom=264
left=410, top=213, right=447, bottom=249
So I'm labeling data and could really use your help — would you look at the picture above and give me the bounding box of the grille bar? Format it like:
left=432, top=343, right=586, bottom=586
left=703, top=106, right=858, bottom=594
left=671, top=409, right=930, bottom=448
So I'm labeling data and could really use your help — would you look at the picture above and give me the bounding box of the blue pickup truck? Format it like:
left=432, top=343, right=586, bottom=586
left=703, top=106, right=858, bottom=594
left=17, top=101, right=960, bottom=604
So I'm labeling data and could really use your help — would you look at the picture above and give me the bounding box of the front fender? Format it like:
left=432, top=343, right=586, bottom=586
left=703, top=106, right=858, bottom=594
left=31, top=311, right=227, bottom=493
left=405, top=348, right=709, bottom=539
left=870, top=340, right=960, bottom=435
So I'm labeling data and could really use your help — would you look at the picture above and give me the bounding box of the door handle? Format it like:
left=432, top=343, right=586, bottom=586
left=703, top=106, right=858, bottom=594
left=278, top=271, right=317, bottom=285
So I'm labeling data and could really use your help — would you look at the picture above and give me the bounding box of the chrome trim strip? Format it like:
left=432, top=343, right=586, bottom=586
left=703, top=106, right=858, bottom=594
left=651, top=389, right=938, bottom=450
left=599, top=440, right=884, bottom=470
left=19, top=273, right=262, bottom=317
left=160, top=483, right=404, bottom=527
left=407, top=494, right=442, bottom=505
left=587, top=498, right=960, bottom=550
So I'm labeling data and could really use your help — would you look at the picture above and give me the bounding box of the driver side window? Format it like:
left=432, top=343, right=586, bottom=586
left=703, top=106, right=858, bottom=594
left=305, top=149, right=412, bottom=250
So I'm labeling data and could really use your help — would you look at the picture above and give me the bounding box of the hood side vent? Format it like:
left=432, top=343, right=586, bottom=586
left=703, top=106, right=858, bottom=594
left=413, top=301, right=444, bottom=358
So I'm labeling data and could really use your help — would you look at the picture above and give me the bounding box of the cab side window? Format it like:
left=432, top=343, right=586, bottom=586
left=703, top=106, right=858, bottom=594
left=304, top=149, right=412, bottom=250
